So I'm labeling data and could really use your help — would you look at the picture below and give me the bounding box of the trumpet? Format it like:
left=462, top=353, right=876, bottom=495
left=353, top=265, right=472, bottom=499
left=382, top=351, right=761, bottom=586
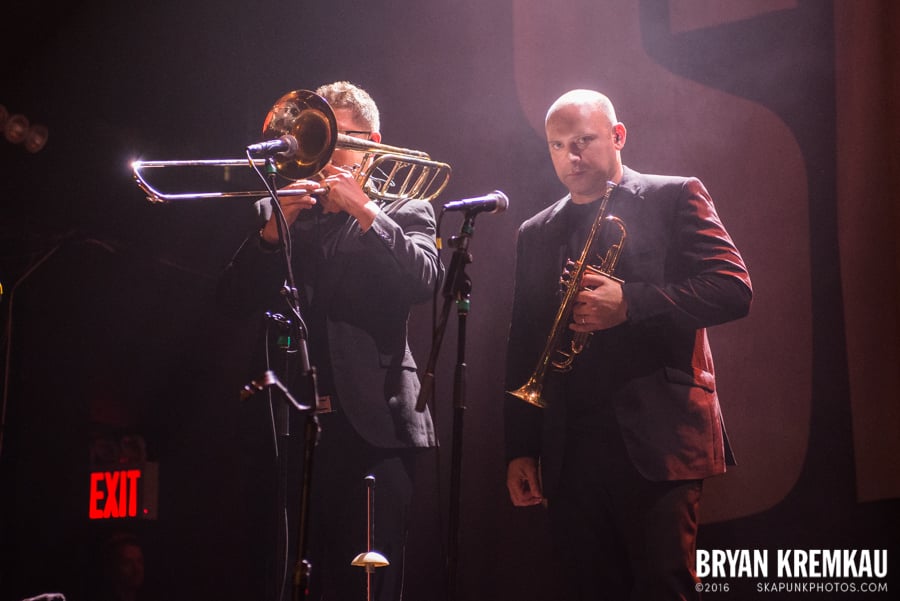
left=132, top=89, right=451, bottom=204
left=507, top=182, right=626, bottom=409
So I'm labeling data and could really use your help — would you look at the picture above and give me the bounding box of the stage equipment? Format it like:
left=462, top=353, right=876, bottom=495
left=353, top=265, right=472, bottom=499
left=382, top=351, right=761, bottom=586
left=507, top=181, right=626, bottom=408
left=3, top=112, right=28, bottom=144
left=131, top=89, right=451, bottom=204
left=351, top=475, right=389, bottom=601
left=442, top=190, right=509, bottom=214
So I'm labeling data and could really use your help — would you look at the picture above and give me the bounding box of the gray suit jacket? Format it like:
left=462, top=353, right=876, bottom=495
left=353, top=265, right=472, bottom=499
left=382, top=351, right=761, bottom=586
left=219, top=197, right=441, bottom=448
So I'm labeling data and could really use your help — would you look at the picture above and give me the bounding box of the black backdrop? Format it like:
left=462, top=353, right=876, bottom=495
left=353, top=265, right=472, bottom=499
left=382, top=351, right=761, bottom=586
left=2, top=1, right=898, bottom=600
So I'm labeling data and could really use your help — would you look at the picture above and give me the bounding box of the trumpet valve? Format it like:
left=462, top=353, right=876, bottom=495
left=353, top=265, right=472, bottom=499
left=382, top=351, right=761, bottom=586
left=559, top=259, right=578, bottom=292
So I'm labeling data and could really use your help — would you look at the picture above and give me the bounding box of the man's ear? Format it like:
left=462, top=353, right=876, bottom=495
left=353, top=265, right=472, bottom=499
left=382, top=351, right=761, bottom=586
left=371, top=131, right=383, bottom=144
left=613, top=123, right=626, bottom=147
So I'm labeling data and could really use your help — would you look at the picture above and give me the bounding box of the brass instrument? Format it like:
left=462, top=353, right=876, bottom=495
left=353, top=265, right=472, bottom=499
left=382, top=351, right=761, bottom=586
left=131, top=89, right=451, bottom=203
left=507, top=181, right=627, bottom=408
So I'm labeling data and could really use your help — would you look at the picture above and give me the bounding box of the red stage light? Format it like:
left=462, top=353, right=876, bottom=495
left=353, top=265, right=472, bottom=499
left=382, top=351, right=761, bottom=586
left=4, top=113, right=29, bottom=144
left=1, top=105, right=49, bottom=152
left=24, top=123, right=49, bottom=153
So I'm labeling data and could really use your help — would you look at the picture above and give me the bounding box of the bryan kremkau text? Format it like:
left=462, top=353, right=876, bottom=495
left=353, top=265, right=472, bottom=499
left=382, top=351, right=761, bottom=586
left=696, top=549, right=888, bottom=579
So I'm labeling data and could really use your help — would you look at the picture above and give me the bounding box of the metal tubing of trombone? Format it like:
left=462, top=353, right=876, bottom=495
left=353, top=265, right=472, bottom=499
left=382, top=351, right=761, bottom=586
left=130, top=89, right=451, bottom=205
left=131, top=159, right=323, bottom=204
left=334, top=132, right=430, bottom=158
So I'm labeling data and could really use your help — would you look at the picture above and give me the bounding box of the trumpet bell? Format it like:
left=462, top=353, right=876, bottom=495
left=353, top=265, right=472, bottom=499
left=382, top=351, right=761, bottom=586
left=508, top=377, right=547, bottom=409
left=259, top=89, right=337, bottom=180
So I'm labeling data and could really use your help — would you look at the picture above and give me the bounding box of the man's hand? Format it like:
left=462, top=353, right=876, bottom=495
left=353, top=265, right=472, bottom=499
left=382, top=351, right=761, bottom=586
left=507, top=456, right=544, bottom=506
left=570, top=271, right=628, bottom=332
left=259, top=179, right=319, bottom=244
left=317, top=163, right=381, bottom=231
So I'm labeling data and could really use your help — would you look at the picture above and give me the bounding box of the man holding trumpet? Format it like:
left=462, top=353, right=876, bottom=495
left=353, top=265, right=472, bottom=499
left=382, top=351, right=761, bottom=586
left=219, top=81, right=441, bottom=601
left=504, top=89, right=752, bottom=600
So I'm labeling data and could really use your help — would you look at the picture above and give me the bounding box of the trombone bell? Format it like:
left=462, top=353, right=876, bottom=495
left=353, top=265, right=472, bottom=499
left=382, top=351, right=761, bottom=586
left=261, top=89, right=337, bottom=180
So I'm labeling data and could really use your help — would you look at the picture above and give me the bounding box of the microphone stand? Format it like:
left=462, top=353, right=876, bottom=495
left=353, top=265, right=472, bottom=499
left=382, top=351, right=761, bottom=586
left=286, top=336, right=319, bottom=601
left=243, top=157, right=321, bottom=601
left=241, top=365, right=318, bottom=601
left=416, top=212, right=477, bottom=601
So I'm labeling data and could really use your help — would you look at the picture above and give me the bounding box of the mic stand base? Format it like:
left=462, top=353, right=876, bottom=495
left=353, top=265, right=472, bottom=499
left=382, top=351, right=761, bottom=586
left=242, top=367, right=320, bottom=601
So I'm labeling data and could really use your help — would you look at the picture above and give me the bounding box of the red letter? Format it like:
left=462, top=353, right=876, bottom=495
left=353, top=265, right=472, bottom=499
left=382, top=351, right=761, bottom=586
left=103, top=471, right=121, bottom=518
left=89, top=472, right=105, bottom=519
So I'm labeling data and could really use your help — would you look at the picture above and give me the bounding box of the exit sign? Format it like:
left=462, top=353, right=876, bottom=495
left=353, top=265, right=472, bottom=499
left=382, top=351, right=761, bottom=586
left=88, top=462, right=158, bottom=520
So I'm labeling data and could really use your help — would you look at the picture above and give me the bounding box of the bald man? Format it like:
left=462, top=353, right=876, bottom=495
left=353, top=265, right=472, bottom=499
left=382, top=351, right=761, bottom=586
left=504, top=89, right=752, bottom=600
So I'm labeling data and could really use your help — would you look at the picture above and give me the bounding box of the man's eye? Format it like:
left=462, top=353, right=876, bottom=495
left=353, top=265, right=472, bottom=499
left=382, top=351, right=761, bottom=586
left=576, top=136, right=594, bottom=148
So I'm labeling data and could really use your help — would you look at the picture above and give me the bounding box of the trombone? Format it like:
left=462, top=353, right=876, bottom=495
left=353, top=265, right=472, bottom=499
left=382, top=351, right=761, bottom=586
left=131, top=89, right=452, bottom=204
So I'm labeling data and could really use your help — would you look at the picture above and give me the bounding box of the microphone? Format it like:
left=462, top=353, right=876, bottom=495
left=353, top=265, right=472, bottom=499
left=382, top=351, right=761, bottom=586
left=246, top=135, right=299, bottom=157
left=442, top=190, right=509, bottom=214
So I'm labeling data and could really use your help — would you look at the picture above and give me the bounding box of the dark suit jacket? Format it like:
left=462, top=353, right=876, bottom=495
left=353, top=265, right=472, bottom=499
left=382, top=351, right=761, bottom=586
left=219, top=197, right=441, bottom=449
left=504, top=166, right=752, bottom=492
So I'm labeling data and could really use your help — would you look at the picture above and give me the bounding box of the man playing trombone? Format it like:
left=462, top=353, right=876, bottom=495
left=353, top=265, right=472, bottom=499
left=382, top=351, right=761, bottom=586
left=218, top=81, right=441, bottom=601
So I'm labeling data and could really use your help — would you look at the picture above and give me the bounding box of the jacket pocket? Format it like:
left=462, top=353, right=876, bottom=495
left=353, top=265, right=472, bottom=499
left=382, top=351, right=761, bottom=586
left=663, top=366, right=715, bottom=393
left=378, top=348, right=418, bottom=370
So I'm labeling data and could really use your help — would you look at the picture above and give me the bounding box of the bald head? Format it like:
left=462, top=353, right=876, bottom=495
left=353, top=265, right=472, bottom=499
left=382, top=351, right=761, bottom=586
left=543, top=89, right=626, bottom=201
left=545, top=89, right=618, bottom=128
